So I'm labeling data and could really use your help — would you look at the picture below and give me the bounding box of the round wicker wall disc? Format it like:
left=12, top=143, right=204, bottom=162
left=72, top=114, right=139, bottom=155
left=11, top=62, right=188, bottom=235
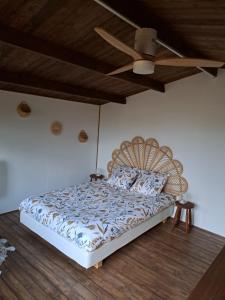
left=51, top=121, right=63, bottom=135
left=17, top=102, right=31, bottom=118
left=78, top=130, right=88, bottom=143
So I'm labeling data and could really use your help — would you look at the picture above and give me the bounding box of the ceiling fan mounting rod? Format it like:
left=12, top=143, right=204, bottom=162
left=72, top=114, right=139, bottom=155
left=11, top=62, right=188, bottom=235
left=93, top=0, right=214, bottom=77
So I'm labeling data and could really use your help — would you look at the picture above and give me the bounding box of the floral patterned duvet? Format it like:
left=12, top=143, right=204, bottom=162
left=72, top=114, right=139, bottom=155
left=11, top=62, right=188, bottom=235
left=19, top=181, right=175, bottom=252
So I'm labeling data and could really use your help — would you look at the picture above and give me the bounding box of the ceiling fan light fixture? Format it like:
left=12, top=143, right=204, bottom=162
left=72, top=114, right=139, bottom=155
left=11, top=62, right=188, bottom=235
left=133, top=60, right=155, bottom=75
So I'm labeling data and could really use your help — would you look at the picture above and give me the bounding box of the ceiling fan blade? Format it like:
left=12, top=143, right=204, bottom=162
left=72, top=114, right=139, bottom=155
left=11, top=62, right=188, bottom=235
left=108, top=63, right=133, bottom=75
left=155, top=58, right=224, bottom=68
left=95, top=27, right=143, bottom=60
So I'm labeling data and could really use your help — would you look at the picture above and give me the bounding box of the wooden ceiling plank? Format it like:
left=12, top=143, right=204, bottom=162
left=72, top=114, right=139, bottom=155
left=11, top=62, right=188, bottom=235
left=0, top=70, right=126, bottom=104
left=25, top=0, right=66, bottom=33
left=100, top=0, right=218, bottom=77
left=0, top=22, right=164, bottom=93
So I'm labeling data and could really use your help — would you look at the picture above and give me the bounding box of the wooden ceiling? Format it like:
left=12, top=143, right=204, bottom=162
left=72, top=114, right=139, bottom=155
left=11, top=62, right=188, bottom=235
left=0, top=0, right=224, bottom=105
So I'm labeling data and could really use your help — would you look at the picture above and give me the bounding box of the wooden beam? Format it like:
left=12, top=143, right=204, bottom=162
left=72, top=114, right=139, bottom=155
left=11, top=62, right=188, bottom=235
left=0, top=23, right=165, bottom=93
left=101, top=0, right=217, bottom=77
left=115, top=72, right=164, bottom=93
left=0, top=84, right=107, bottom=105
left=0, top=70, right=126, bottom=104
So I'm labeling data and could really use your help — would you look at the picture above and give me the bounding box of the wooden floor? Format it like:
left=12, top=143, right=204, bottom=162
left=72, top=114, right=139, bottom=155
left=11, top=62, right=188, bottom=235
left=0, top=212, right=224, bottom=300
left=188, top=245, right=225, bottom=300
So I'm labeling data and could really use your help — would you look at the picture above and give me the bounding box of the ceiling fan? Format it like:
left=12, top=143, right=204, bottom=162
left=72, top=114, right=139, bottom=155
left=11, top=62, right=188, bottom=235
left=94, top=27, right=224, bottom=75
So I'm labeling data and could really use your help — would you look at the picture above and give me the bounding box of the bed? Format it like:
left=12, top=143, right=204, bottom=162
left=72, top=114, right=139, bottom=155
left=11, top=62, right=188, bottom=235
left=20, top=136, right=188, bottom=269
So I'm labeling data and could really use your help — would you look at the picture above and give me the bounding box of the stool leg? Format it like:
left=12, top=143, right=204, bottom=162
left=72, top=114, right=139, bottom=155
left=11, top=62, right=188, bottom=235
left=173, top=207, right=181, bottom=227
left=186, top=209, right=192, bottom=233
left=188, top=209, right=192, bottom=231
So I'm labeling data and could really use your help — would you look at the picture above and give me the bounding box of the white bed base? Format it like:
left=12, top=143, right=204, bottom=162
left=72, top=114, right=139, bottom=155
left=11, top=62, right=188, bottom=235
left=20, top=205, right=174, bottom=269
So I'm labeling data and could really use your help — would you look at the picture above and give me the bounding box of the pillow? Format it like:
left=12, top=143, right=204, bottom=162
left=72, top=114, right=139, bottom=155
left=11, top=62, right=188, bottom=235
left=130, top=171, right=168, bottom=196
left=107, top=165, right=139, bottom=190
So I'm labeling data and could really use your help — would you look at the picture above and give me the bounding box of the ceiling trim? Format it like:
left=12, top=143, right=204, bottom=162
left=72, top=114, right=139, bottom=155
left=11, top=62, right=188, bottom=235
left=0, top=23, right=165, bottom=93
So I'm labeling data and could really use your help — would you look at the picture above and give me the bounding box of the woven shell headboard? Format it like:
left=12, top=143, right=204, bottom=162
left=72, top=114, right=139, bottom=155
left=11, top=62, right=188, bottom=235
left=107, top=136, right=188, bottom=197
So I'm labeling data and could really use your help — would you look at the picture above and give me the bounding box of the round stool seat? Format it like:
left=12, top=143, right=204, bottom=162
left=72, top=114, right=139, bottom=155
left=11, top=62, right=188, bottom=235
left=175, top=201, right=194, bottom=209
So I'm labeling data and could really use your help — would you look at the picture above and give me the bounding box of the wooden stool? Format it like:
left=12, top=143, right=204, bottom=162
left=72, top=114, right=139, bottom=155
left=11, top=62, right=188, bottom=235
left=173, top=201, right=194, bottom=233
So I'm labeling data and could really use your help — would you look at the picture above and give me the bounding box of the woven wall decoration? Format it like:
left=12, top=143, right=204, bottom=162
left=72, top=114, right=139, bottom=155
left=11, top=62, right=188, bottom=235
left=51, top=121, right=63, bottom=136
left=78, top=130, right=88, bottom=143
left=107, top=136, right=188, bottom=197
left=17, top=102, right=31, bottom=118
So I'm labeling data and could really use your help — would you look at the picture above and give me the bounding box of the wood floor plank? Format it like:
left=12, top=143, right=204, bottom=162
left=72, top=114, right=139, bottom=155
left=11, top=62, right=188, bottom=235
left=0, top=224, right=68, bottom=300
left=5, top=213, right=116, bottom=299
left=120, top=245, right=198, bottom=295
left=188, top=245, right=225, bottom=300
left=136, top=233, right=215, bottom=273
left=5, top=213, right=115, bottom=299
left=1, top=271, right=35, bottom=300
left=0, top=219, right=95, bottom=300
left=0, top=211, right=224, bottom=300
left=108, top=250, right=186, bottom=300
left=146, top=227, right=223, bottom=263
left=159, top=221, right=225, bottom=249
left=132, top=238, right=207, bottom=275
left=6, top=252, right=57, bottom=300
left=0, top=279, right=18, bottom=300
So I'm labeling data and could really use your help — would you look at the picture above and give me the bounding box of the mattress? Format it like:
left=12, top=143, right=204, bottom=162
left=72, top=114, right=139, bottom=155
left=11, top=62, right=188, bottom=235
left=19, top=181, right=175, bottom=252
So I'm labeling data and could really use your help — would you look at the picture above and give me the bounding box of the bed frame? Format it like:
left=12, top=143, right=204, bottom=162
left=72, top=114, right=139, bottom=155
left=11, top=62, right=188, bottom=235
left=21, top=206, right=173, bottom=269
left=20, top=136, right=188, bottom=269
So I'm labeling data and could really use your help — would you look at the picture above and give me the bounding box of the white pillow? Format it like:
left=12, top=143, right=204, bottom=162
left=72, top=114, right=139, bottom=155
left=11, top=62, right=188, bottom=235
left=107, top=165, right=139, bottom=190
left=130, top=171, right=168, bottom=196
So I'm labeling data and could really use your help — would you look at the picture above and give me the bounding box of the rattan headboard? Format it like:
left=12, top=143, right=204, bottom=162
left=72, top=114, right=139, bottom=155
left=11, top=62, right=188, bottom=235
left=107, top=136, right=188, bottom=197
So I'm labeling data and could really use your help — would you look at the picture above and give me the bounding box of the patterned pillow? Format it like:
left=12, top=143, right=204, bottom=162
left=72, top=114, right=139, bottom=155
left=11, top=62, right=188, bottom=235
left=130, top=171, right=168, bottom=196
left=107, top=165, right=139, bottom=190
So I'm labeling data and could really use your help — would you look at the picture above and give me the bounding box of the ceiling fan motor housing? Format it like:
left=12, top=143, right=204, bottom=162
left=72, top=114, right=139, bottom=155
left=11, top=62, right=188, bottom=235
left=134, top=28, right=157, bottom=74
left=134, top=28, right=157, bottom=56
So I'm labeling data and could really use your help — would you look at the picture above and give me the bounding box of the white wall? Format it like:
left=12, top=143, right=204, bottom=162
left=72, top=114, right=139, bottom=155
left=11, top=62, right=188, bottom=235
left=98, top=70, right=225, bottom=237
left=0, top=90, right=98, bottom=213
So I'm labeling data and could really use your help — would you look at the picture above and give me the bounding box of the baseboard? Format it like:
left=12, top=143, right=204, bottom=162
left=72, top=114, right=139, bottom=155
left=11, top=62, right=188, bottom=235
left=0, top=209, right=19, bottom=216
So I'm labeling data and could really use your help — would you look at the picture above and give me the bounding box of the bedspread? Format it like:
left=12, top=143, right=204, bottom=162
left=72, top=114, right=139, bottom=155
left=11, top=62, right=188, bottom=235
left=19, top=181, right=175, bottom=252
